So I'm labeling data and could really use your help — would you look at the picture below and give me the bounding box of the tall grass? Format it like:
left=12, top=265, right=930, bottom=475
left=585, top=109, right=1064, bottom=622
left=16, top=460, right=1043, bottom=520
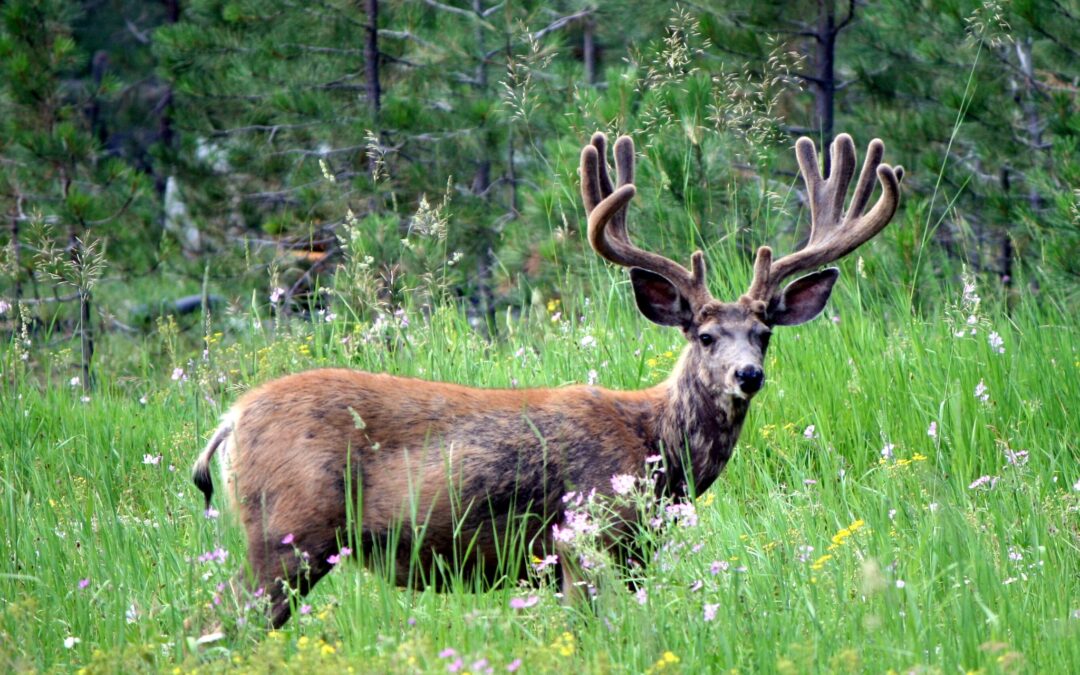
left=1, top=229, right=1077, bottom=673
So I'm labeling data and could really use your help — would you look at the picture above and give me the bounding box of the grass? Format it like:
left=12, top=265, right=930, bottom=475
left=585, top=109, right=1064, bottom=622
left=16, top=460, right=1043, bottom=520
left=1, top=250, right=1078, bottom=674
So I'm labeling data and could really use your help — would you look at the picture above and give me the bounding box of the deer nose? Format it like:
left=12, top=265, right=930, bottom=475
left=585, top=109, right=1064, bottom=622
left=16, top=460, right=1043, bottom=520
left=735, top=365, right=764, bottom=393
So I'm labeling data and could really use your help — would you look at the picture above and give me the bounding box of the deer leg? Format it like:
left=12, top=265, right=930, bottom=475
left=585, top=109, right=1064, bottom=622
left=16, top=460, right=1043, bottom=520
left=245, top=527, right=338, bottom=628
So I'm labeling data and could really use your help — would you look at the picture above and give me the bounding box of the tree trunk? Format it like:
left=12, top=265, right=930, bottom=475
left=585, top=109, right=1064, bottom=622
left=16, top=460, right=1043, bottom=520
left=471, top=0, right=495, bottom=332
left=1015, top=38, right=1043, bottom=212
left=813, top=0, right=837, bottom=176
left=583, top=16, right=597, bottom=85
left=10, top=210, right=21, bottom=302
left=364, top=0, right=381, bottom=115
left=79, top=287, right=94, bottom=392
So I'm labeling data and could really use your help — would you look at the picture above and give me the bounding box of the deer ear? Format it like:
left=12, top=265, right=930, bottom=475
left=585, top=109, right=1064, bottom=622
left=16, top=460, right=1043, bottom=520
left=768, top=268, right=839, bottom=326
left=630, top=268, right=694, bottom=328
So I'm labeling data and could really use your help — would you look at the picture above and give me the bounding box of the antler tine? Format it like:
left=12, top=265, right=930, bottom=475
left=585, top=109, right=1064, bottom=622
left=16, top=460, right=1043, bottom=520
left=580, top=133, right=710, bottom=306
left=746, top=134, right=903, bottom=303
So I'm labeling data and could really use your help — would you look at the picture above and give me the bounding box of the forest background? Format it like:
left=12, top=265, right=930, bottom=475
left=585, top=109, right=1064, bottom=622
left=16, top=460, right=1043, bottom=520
left=0, top=0, right=1076, bottom=360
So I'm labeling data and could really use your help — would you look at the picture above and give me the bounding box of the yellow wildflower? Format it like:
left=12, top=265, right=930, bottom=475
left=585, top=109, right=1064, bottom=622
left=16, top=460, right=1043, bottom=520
left=811, top=554, right=833, bottom=571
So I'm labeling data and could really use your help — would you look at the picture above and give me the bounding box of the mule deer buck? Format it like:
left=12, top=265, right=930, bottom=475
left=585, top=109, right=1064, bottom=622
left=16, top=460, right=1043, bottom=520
left=193, top=131, right=902, bottom=627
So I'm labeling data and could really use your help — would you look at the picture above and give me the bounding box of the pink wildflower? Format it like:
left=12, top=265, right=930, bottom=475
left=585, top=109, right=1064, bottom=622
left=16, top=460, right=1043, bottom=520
left=509, top=595, right=539, bottom=610
left=533, top=554, right=558, bottom=571
left=611, top=474, right=636, bottom=495
left=968, top=475, right=999, bottom=490
left=704, top=603, right=719, bottom=622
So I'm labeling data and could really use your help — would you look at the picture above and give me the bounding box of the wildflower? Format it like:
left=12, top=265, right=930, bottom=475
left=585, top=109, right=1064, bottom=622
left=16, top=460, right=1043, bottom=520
left=796, top=546, right=814, bottom=563
left=0, top=299, right=9, bottom=314
left=1003, top=448, right=1028, bottom=467
left=988, top=331, right=1005, bottom=354
left=974, top=379, right=989, bottom=402
left=1073, top=478, right=1080, bottom=492
left=645, top=454, right=662, bottom=464
left=1007, top=547, right=1023, bottom=562
left=895, top=579, right=906, bottom=589
left=551, top=631, right=575, bottom=656
left=64, top=636, right=80, bottom=649
left=127, top=603, right=139, bottom=623
left=927, top=421, right=937, bottom=439
left=80, top=395, right=91, bottom=403
left=300, top=604, right=311, bottom=615
left=143, top=454, right=162, bottom=465
left=533, top=554, right=558, bottom=571
left=270, top=287, right=285, bottom=303
left=803, top=424, right=816, bottom=439
left=281, top=533, right=295, bottom=545
left=509, top=595, right=539, bottom=610
left=888, top=509, right=897, bottom=521
left=198, top=547, right=228, bottom=564
left=439, top=648, right=457, bottom=659
left=472, top=659, right=489, bottom=672
left=587, top=369, right=599, bottom=385
left=407, top=617, right=416, bottom=626
left=507, top=658, right=522, bottom=672
left=803, top=479, right=817, bottom=486
left=968, top=475, right=999, bottom=490
left=171, top=367, right=186, bottom=382
left=70, top=377, right=80, bottom=387
left=580, top=335, right=596, bottom=348
left=327, top=547, right=352, bottom=565
left=881, top=443, right=896, bottom=461
left=665, top=503, right=698, bottom=527
left=703, top=603, right=719, bottom=622
left=78, top=578, right=90, bottom=590
left=447, top=657, right=464, bottom=672
left=689, top=580, right=703, bottom=592
left=811, top=554, right=833, bottom=571
left=635, top=588, right=648, bottom=605
left=611, top=474, right=636, bottom=495
left=710, top=560, right=729, bottom=574
left=204, top=507, right=219, bottom=519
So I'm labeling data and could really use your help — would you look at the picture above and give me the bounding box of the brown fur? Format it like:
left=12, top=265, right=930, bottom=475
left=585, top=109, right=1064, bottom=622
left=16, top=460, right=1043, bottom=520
left=193, top=131, right=900, bottom=628
left=197, top=364, right=749, bottom=627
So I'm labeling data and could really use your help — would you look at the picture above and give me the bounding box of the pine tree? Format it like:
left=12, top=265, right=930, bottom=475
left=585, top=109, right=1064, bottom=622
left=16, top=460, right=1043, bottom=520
left=0, top=0, right=150, bottom=387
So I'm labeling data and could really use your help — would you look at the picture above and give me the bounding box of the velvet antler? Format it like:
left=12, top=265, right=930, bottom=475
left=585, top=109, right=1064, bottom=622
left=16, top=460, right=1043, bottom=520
left=744, top=134, right=904, bottom=305
left=580, top=132, right=711, bottom=308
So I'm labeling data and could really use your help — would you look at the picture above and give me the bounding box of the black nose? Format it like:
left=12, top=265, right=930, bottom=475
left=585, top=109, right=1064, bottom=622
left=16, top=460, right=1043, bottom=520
left=735, top=365, right=764, bottom=393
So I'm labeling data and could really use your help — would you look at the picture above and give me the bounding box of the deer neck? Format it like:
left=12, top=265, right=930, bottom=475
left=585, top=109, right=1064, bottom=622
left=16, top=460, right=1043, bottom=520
left=651, top=347, right=749, bottom=500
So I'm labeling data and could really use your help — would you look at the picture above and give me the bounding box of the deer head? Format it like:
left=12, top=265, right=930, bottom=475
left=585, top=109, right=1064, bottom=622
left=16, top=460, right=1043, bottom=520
left=581, top=132, right=903, bottom=402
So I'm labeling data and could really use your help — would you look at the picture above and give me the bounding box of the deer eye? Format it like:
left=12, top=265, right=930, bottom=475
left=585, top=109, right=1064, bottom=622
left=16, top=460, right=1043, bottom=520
left=698, top=333, right=715, bottom=347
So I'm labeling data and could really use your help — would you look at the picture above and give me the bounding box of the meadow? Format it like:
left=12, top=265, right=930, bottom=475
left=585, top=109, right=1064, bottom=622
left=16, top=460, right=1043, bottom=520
left=1, top=239, right=1077, bottom=674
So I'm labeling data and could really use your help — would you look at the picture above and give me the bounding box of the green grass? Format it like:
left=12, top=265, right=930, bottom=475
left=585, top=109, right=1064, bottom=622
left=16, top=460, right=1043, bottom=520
left=1, top=257, right=1078, bottom=674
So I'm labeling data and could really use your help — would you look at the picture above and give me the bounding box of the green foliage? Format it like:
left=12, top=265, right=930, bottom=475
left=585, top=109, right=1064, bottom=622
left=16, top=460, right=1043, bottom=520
left=0, top=3, right=1078, bottom=668
left=1, top=262, right=1077, bottom=672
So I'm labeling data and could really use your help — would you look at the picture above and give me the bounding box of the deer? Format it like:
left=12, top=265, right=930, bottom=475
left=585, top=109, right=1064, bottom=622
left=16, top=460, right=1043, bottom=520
left=192, top=131, right=902, bottom=627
